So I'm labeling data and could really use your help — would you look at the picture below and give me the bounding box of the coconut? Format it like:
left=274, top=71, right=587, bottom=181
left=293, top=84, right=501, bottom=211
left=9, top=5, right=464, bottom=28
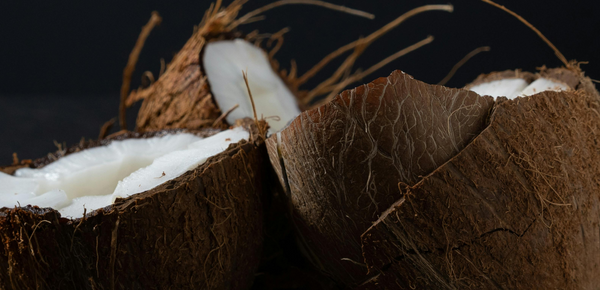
left=258, top=0, right=600, bottom=286
left=2, top=1, right=452, bottom=288
left=125, top=2, right=233, bottom=132
left=265, top=70, right=495, bottom=286
left=359, top=80, right=600, bottom=289
left=0, top=121, right=268, bottom=289
left=126, top=0, right=377, bottom=132
left=265, top=67, right=600, bottom=288
left=126, top=1, right=454, bottom=135
left=12, top=0, right=591, bottom=288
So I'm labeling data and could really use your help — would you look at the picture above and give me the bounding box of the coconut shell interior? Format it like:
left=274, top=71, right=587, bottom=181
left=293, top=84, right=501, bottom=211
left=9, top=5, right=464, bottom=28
left=463, top=69, right=536, bottom=90
left=267, top=70, right=495, bottom=286
left=360, top=89, right=600, bottom=289
left=0, top=125, right=267, bottom=290
left=465, top=66, right=599, bottom=101
left=0, top=129, right=218, bottom=175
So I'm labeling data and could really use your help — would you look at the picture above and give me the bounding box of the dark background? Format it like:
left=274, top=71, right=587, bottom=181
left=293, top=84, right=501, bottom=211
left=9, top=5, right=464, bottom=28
left=1, top=0, right=598, bottom=165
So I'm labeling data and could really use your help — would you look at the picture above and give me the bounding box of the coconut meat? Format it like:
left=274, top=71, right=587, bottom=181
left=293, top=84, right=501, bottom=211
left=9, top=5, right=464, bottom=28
left=203, top=39, right=301, bottom=134
left=469, top=78, right=529, bottom=99
left=0, top=127, right=249, bottom=218
left=519, top=78, right=570, bottom=97
left=469, top=77, right=568, bottom=99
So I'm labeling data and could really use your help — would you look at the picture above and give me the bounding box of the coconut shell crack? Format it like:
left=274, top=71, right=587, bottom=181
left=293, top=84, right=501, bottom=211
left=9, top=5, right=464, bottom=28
left=360, top=89, right=600, bottom=289
left=266, top=70, right=495, bottom=286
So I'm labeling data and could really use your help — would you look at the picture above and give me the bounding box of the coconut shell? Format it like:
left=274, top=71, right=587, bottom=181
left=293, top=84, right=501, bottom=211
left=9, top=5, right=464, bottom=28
left=266, top=70, right=495, bottom=286
left=360, top=89, right=600, bottom=289
left=128, top=2, right=248, bottom=132
left=130, top=30, right=224, bottom=132
left=0, top=125, right=267, bottom=290
left=538, top=66, right=600, bottom=99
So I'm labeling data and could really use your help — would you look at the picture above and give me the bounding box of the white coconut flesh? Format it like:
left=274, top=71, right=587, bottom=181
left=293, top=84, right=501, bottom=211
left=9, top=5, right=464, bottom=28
left=203, top=39, right=301, bottom=134
left=0, top=127, right=249, bottom=218
left=469, top=77, right=570, bottom=99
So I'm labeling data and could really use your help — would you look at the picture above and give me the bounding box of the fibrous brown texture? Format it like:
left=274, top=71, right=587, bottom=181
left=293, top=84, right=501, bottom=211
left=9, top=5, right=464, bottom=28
left=360, top=89, right=600, bottom=289
left=129, top=2, right=245, bottom=132
left=539, top=66, right=600, bottom=100
left=130, top=28, right=222, bottom=131
left=267, top=70, right=495, bottom=286
left=0, top=127, right=267, bottom=290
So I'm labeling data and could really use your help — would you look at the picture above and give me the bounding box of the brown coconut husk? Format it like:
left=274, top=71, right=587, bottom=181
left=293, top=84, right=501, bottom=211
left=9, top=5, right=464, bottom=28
left=0, top=120, right=269, bottom=290
left=126, top=1, right=244, bottom=132
left=359, top=88, right=600, bottom=289
left=539, top=65, right=600, bottom=99
left=266, top=70, right=496, bottom=286
left=250, top=167, right=341, bottom=290
left=267, top=67, right=600, bottom=288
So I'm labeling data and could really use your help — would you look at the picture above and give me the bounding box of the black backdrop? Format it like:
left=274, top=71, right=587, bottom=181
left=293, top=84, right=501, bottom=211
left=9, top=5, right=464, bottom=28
left=1, top=0, right=599, bottom=165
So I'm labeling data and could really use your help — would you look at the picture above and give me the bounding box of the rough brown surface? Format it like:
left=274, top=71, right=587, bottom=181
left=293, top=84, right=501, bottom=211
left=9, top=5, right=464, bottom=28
left=0, top=127, right=267, bottom=290
left=360, top=90, right=600, bottom=289
left=129, top=2, right=246, bottom=132
left=130, top=28, right=223, bottom=132
left=539, top=66, right=600, bottom=100
left=267, top=70, right=495, bottom=286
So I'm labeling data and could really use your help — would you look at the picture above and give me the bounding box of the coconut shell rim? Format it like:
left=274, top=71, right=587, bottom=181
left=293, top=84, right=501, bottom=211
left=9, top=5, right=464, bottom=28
left=0, top=120, right=265, bottom=224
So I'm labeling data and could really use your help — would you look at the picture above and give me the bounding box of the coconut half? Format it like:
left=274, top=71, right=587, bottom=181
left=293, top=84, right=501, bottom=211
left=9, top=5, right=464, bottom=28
left=128, top=1, right=303, bottom=134
left=109, top=0, right=600, bottom=288
left=265, top=68, right=600, bottom=288
left=266, top=70, right=495, bottom=286
left=0, top=122, right=268, bottom=290
left=1, top=127, right=247, bottom=218
left=359, top=85, right=600, bottom=289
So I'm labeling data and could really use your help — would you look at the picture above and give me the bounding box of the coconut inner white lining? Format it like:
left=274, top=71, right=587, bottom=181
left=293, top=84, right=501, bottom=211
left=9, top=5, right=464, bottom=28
left=469, top=77, right=569, bottom=99
left=0, top=128, right=249, bottom=218
left=203, top=39, right=301, bottom=134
